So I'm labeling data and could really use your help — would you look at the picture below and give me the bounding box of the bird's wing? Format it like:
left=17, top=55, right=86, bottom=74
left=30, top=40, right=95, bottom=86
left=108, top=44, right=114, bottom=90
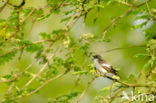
left=101, top=62, right=112, bottom=72
left=101, top=62, right=111, bottom=68
left=101, top=62, right=118, bottom=76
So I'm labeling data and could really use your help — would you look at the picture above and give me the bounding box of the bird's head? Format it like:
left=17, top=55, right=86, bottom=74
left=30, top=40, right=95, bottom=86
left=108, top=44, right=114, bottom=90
left=93, top=54, right=102, bottom=59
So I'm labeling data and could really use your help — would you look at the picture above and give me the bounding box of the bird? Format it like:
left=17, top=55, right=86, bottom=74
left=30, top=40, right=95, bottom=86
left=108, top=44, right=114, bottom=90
left=93, top=54, right=119, bottom=76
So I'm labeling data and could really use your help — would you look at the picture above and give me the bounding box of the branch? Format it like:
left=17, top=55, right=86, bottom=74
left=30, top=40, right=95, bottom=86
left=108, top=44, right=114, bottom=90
left=2, top=0, right=26, bottom=8
left=91, top=45, right=146, bottom=53
left=0, top=6, right=85, bottom=84
left=146, top=60, right=153, bottom=79
left=70, top=58, right=87, bottom=93
left=0, top=39, right=55, bottom=58
left=103, top=74, right=155, bottom=88
left=0, top=0, right=9, bottom=12
left=109, top=87, right=126, bottom=103
left=0, top=62, right=35, bottom=83
left=145, top=0, right=152, bottom=15
left=145, top=0, right=156, bottom=20
left=7, top=8, right=22, bottom=39
left=119, top=1, right=133, bottom=7
left=102, top=8, right=133, bottom=38
left=22, top=48, right=58, bottom=89
left=135, top=0, right=152, bottom=7
left=21, top=44, right=60, bottom=89
left=20, top=8, right=35, bottom=25
left=27, top=18, right=36, bottom=39
left=100, top=73, right=156, bottom=102
left=6, top=69, right=70, bottom=101
left=102, top=0, right=153, bottom=38
left=76, top=75, right=99, bottom=103
left=63, top=10, right=80, bottom=31
left=26, top=68, right=70, bottom=96
left=0, top=40, right=62, bottom=83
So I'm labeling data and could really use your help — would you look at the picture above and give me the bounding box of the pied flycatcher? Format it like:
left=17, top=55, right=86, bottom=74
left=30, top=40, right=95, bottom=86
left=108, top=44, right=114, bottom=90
left=93, top=54, right=119, bottom=76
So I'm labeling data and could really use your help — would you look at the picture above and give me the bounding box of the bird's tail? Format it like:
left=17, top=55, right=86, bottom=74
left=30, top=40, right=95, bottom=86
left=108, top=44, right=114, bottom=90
left=112, top=69, right=120, bottom=77
left=114, top=71, right=119, bottom=76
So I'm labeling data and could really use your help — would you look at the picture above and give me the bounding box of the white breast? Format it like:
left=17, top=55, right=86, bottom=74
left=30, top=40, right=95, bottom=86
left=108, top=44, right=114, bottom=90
left=94, top=59, right=107, bottom=74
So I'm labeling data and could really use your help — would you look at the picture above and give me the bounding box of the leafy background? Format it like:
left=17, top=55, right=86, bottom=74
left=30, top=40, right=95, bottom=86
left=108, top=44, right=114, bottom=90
left=0, top=0, right=156, bottom=103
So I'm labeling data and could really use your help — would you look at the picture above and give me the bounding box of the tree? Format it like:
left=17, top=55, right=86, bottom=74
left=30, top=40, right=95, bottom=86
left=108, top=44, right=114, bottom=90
left=0, top=0, right=156, bottom=103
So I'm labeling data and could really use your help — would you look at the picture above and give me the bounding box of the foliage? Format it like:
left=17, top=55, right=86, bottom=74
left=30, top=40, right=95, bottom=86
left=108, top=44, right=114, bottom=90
left=0, top=0, right=156, bottom=103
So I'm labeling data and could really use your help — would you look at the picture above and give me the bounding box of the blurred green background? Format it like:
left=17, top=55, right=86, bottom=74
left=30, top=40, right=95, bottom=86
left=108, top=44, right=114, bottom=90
left=0, top=0, right=156, bottom=103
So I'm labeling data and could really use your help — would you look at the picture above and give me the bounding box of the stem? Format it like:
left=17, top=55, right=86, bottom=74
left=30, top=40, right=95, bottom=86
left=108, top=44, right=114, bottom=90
left=103, top=75, right=154, bottom=88
left=91, top=45, right=146, bottom=53
left=76, top=75, right=99, bottom=103
left=102, top=8, right=133, bottom=38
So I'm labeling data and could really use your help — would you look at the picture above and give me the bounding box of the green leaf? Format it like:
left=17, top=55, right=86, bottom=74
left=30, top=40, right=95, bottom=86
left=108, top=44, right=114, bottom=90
left=73, top=65, right=81, bottom=71
left=52, top=29, right=63, bottom=35
left=101, top=86, right=110, bottom=92
left=35, top=9, right=44, bottom=16
left=26, top=44, right=43, bottom=53
left=60, top=16, right=71, bottom=23
left=134, top=53, right=148, bottom=58
left=94, top=4, right=104, bottom=8
left=143, top=59, right=153, bottom=74
left=2, top=100, right=18, bottom=103
left=106, top=1, right=112, bottom=5
left=115, top=68, right=121, bottom=71
left=0, top=51, right=17, bottom=65
left=37, top=14, right=51, bottom=21
left=128, top=74, right=135, bottom=82
left=2, top=74, right=12, bottom=79
left=94, top=38, right=111, bottom=42
left=17, top=40, right=32, bottom=46
left=40, top=32, right=51, bottom=39
left=72, top=71, right=87, bottom=75
left=48, top=92, right=78, bottom=103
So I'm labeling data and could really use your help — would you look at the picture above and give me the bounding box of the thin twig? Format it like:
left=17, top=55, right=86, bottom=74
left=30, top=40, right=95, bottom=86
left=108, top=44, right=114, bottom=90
left=76, top=75, right=99, bottom=103
left=135, top=0, right=152, bottom=7
left=109, top=81, right=115, bottom=98
left=25, top=68, right=70, bottom=96
left=103, top=74, right=155, bottom=88
left=0, top=39, right=54, bottom=58
left=63, top=10, right=80, bottom=31
left=22, top=48, right=58, bottom=89
left=145, top=0, right=151, bottom=15
left=7, top=69, right=70, bottom=101
left=0, top=61, right=35, bottom=83
left=7, top=82, right=15, bottom=93
left=110, top=87, right=126, bottom=103
left=28, top=18, right=36, bottom=40
left=22, top=60, right=51, bottom=89
left=102, top=8, right=133, bottom=38
left=119, top=1, right=133, bottom=7
left=70, top=58, right=87, bottom=93
left=21, top=44, right=60, bottom=89
left=102, top=0, right=153, bottom=38
left=146, top=61, right=153, bottom=79
left=2, top=0, right=25, bottom=8
left=91, top=45, right=146, bottom=53
left=20, top=8, right=35, bottom=25
left=0, top=0, right=9, bottom=12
